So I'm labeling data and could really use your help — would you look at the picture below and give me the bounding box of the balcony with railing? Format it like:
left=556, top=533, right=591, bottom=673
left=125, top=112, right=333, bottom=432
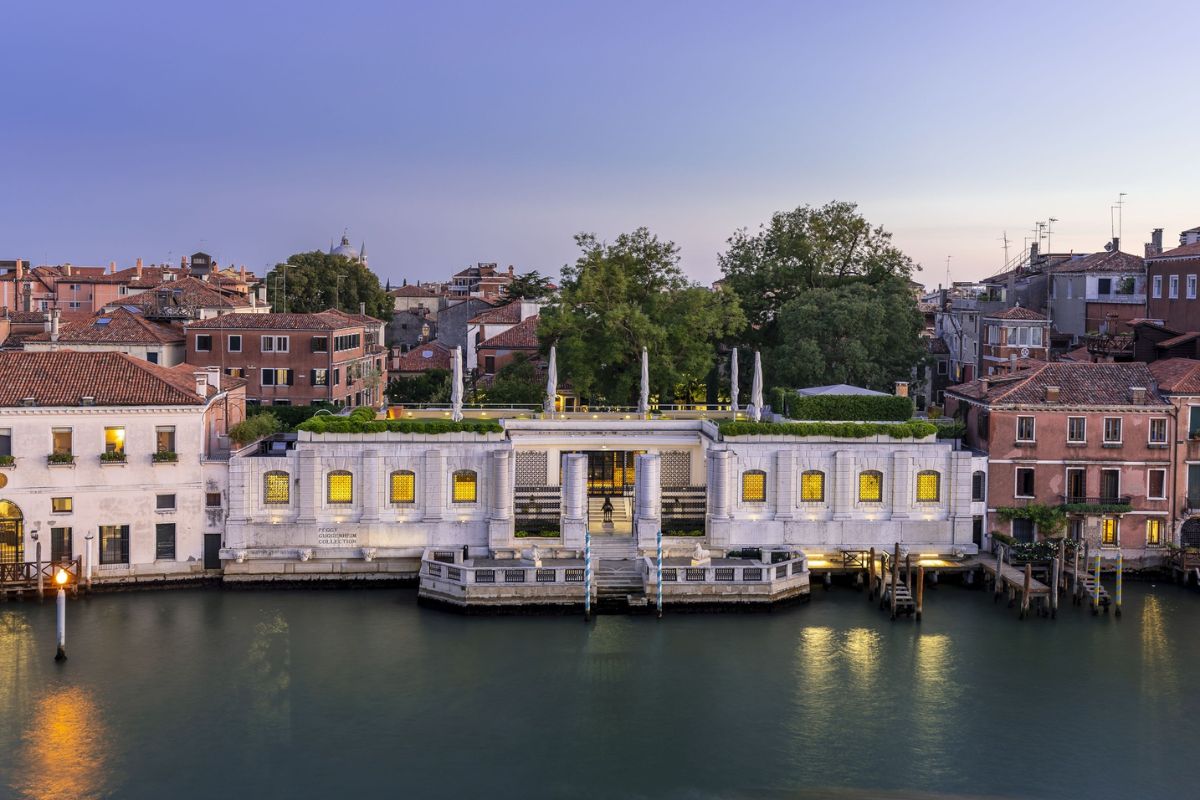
left=1084, top=332, right=1135, bottom=359
left=1060, top=494, right=1133, bottom=511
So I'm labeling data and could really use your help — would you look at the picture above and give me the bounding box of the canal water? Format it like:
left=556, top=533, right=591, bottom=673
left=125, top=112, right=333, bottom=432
left=0, top=582, right=1193, bottom=800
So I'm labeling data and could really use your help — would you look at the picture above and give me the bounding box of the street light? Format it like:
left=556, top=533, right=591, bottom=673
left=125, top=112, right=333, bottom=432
left=54, top=568, right=68, bottom=661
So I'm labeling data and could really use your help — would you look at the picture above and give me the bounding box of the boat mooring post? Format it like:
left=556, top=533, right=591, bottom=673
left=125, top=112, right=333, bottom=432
left=1050, top=554, right=1060, bottom=619
left=890, top=543, right=899, bottom=621
left=656, top=529, right=663, bottom=619
left=584, top=528, right=592, bottom=623
left=916, top=565, right=925, bottom=621
left=994, top=544, right=1003, bottom=602
left=54, top=568, right=68, bottom=661
left=868, top=547, right=876, bottom=600
left=1020, top=562, right=1032, bottom=620
left=35, top=537, right=43, bottom=601
left=1115, top=551, right=1123, bottom=618
left=1092, top=553, right=1101, bottom=615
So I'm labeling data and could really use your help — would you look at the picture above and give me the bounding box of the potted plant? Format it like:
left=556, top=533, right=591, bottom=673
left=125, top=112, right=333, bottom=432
left=0, top=454, right=14, bottom=467
left=47, top=452, right=75, bottom=465
left=152, top=450, right=178, bottom=463
left=100, top=451, right=127, bottom=463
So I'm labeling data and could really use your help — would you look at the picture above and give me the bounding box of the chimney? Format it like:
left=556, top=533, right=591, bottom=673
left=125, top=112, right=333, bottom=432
left=894, top=381, right=909, bottom=397
left=50, top=308, right=60, bottom=342
left=1009, top=353, right=1018, bottom=372
left=250, top=291, right=257, bottom=308
left=1146, top=228, right=1164, bottom=258
left=1029, top=241, right=1039, bottom=266
left=181, top=256, right=188, bottom=270
left=240, top=265, right=246, bottom=282
left=1044, top=385, right=1060, bottom=402
left=193, top=371, right=208, bottom=398
left=43, top=312, right=52, bottom=333
left=109, top=261, right=117, bottom=274
left=64, top=263, right=72, bottom=277
left=14, top=258, right=23, bottom=280
left=135, top=258, right=143, bottom=280
left=206, top=365, right=221, bottom=393
left=508, top=264, right=515, bottom=278
left=1111, top=237, right=1120, bottom=253
left=359, top=301, right=366, bottom=316
left=1130, top=386, right=1147, bottom=404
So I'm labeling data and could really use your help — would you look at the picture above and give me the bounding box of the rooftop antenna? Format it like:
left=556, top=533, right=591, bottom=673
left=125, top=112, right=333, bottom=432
left=999, top=231, right=1010, bottom=267
left=1047, top=218, right=1058, bottom=256
left=944, top=255, right=952, bottom=289
left=1116, top=193, right=1127, bottom=245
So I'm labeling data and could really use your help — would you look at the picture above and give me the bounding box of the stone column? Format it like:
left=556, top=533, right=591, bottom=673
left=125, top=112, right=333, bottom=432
left=360, top=449, right=381, bottom=523
left=423, top=449, right=446, bottom=521
left=490, top=450, right=512, bottom=520
left=891, top=451, right=912, bottom=520
left=773, top=449, right=795, bottom=521
left=226, top=459, right=251, bottom=526
left=635, top=452, right=662, bottom=548
left=832, top=450, right=853, bottom=520
left=561, top=453, right=587, bottom=549
left=708, top=450, right=731, bottom=519
left=297, top=450, right=319, bottom=524
left=950, top=449, right=974, bottom=546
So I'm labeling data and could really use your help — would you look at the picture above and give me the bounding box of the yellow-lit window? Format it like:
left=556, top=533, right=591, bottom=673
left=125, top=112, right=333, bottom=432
left=104, top=426, right=125, bottom=454
left=800, top=470, right=825, bottom=502
left=742, top=470, right=766, bottom=502
left=859, top=471, right=883, bottom=502
left=453, top=470, right=477, bottom=503
left=51, top=497, right=73, bottom=513
left=327, top=471, right=353, bottom=504
left=263, top=471, right=290, bottom=505
left=390, top=470, right=415, bottom=504
left=1101, top=517, right=1117, bottom=545
left=916, top=470, right=940, bottom=502
left=1146, top=518, right=1162, bottom=547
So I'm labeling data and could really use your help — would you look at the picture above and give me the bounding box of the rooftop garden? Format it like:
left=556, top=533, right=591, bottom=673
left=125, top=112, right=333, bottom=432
left=298, top=408, right=502, bottom=435
left=718, top=419, right=938, bottom=439
left=769, top=390, right=914, bottom=422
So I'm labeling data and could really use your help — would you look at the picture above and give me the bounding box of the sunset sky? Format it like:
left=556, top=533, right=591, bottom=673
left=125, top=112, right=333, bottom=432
left=4, top=0, right=1198, bottom=287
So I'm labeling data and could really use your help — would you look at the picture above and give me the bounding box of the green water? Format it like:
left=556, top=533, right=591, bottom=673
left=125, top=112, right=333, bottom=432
left=0, top=582, right=1192, bottom=800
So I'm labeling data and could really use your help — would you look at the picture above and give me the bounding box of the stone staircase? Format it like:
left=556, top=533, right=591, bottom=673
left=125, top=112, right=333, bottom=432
left=587, top=496, right=632, bottom=534
left=589, top=535, right=647, bottom=610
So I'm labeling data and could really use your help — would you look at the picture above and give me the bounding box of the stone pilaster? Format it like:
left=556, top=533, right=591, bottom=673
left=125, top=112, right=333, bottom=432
left=490, top=450, right=512, bottom=520
left=360, top=449, right=381, bottom=522
left=891, top=451, right=912, bottom=520
left=832, top=450, right=853, bottom=520
left=297, top=450, right=319, bottom=524
left=950, top=449, right=974, bottom=546
left=423, top=449, right=446, bottom=521
left=708, top=450, right=731, bottom=519
left=561, top=453, right=587, bottom=549
left=635, top=452, right=662, bottom=548
left=773, top=449, right=795, bottom=521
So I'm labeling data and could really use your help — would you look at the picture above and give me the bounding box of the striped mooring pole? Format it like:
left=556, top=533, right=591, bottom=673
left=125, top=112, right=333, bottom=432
left=656, top=529, right=663, bottom=619
left=1092, top=553, right=1101, bottom=614
left=1115, top=551, right=1123, bottom=618
left=584, top=528, right=592, bottom=622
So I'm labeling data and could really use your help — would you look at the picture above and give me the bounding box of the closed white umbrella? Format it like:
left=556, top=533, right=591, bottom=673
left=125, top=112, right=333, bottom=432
left=730, top=348, right=739, bottom=412
left=638, top=346, right=650, bottom=416
left=451, top=346, right=464, bottom=422
left=749, top=350, right=763, bottom=422
left=544, top=345, right=557, bottom=414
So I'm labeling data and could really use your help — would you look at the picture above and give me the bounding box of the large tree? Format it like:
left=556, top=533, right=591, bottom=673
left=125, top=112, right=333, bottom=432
left=539, top=228, right=745, bottom=404
left=769, top=276, right=926, bottom=391
left=504, top=270, right=554, bottom=301
left=719, top=201, right=918, bottom=350
left=263, top=251, right=392, bottom=319
left=483, top=354, right=544, bottom=405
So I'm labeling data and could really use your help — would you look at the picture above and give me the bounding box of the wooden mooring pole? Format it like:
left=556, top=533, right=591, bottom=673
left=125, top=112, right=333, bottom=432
left=36, top=541, right=44, bottom=601
left=891, top=543, right=899, bottom=620
left=905, top=553, right=912, bottom=595
left=994, top=544, right=1003, bottom=602
left=1020, top=562, right=1032, bottom=619
left=1050, top=553, right=1060, bottom=619
left=868, top=547, right=876, bottom=600
left=1115, top=551, right=1123, bottom=618
left=916, top=565, right=925, bottom=621
left=1092, top=553, right=1101, bottom=615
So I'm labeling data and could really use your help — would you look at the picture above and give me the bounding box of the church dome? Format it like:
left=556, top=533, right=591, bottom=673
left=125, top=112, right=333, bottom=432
left=330, top=234, right=359, bottom=261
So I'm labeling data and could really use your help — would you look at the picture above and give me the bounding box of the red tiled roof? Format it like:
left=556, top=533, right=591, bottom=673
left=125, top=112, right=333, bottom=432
left=167, top=361, right=248, bottom=393
left=468, top=302, right=522, bottom=324
left=0, top=309, right=49, bottom=324
left=1148, top=242, right=1200, bottom=261
left=946, top=362, right=1167, bottom=407
left=1149, top=359, right=1200, bottom=395
left=390, top=285, right=438, bottom=297
left=124, top=276, right=250, bottom=310
left=1058, top=345, right=1094, bottom=363
left=24, top=307, right=183, bottom=345
left=0, top=351, right=208, bottom=406
left=1156, top=332, right=1200, bottom=349
left=983, top=305, right=1047, bottom=321
left=478, top=315, right=539, bottom=350
left=187, top=310, right=364, bottom=330
left=1052, top=250, right=1144, bottom=274
left=393, top=342, right=453, bottom=372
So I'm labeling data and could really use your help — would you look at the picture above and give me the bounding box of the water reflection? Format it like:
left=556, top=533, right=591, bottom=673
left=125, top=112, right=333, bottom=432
left=843, top=627, right=880, bottom=693
left=240, top=612, right=292, bottom=748
left=12, top=686, right=111, bottom=800
left=0, top=611, right=36, bottom=721
left=1140, top=594, right=1177, bottom=698
left=911, top=633, right=957, bottom=779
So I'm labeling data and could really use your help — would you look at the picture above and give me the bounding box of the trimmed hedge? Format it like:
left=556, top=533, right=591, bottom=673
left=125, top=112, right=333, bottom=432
left=775, top=392, right=914, bottom=422
left=935, top=422, right=967, bottom=439
left=247, top=402, right=336, bottom=431
left=717, top=420, right=937, bottom=439
left=297, top=416, right=502, bottom=435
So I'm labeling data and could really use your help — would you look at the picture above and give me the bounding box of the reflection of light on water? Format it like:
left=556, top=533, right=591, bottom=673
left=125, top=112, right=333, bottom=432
left=911, top=633, right=956, bottom=780
left=13, top=686, right=111, bottom=800
left=787, top=627, right=836, bottom=755
left=844, top=628, right=880, bottom=692
left=0, top=611, right=35, bottom=721
left=1141, top=594, right=1176, bottom=697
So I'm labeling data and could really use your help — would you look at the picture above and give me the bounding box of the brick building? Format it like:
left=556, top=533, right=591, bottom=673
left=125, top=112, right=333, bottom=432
left=1146, top=235, right=1200, bottom=332
left=477, top=315, right=540, bottom=377
left=184, top=310, right=387, bottom=408
left=947, top=362, right=1172, bottom=561
left=979, top=305, right=1050, bottom=375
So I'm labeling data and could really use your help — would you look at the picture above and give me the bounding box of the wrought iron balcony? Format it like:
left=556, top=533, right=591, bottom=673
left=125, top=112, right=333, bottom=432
left=1083, top=332, right=1135, bottom=358
left=1061, top=494, right=1132, bottom=508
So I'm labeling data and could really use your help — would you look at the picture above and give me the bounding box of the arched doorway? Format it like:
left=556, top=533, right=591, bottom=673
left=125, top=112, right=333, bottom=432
left=0, top=500, right=24, bottom=564
left=1181, top=517, right=1200, bottom=548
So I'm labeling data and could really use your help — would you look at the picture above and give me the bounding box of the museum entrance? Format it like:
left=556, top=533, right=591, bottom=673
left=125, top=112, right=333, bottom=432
left=582, top=451, right=642, bottom=534
left=0, top=500, right=25, bottom=564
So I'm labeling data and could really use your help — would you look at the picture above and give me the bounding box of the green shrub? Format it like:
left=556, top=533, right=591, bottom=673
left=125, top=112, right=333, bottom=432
left=100, top=451, right=127, bottom=462
left=935, top=422, right=966, bottom=439
left=229, top=413, right=283, bottom=445
left=47, top=452, right=75, bottom=464
left=0, top=454, right=14, bottom=466
left=297, top=416, right=502, bottom=435
left=515, top=530, right=561, bottom=538
left=152, top=451, right=178, bottom=463
left=247, top=402, right=335, bottom=431
left=718, top=420, right=936, bottom=439
left=774, top=392, right=913, bottom=421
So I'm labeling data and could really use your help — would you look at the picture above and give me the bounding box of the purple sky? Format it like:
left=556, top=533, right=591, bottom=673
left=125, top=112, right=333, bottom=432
left=3, top=0, right=1198, bottom=287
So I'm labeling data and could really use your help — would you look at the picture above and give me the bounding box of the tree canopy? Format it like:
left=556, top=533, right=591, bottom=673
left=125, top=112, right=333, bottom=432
left=386, top=368, right=450, bottom=405
left=538, top=228, right=745, bottom=405
left=504, top=270, right=555, bottom=301
left=483, top=353, right=543, bottom=405
left=263, top=251, right=392, bottom=320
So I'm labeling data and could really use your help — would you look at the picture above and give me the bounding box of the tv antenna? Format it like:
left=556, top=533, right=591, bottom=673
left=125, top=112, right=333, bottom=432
left=998, top=231, right=1010, bottom=266
left=944, top=255, right=952, bottom=289
left=1110, top=193, right=1127, bottom=243
left=1046, top=218, right=1058, bottom=256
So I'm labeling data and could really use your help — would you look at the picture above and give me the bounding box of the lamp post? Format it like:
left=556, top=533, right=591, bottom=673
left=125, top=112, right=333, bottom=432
left=54, top=567, right=68, bottom=661
left=32, top=528, right=42, bottom=601
left=84, top=532, right=94, bottom=591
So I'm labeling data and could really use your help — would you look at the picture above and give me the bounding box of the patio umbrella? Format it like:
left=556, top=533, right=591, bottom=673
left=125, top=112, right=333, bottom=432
left=638, top=346, right=650, bottom=416
left=730, top=348, right=739, bottom=412
left=451, top=346, right=464, bottom=422
left=750, top=350, right=763, bottom=422
left=544, top=345, right=557, bottom=414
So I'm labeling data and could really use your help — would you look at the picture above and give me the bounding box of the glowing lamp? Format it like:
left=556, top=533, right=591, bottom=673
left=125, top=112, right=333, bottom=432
left=55, top=569, right=68, bottom=586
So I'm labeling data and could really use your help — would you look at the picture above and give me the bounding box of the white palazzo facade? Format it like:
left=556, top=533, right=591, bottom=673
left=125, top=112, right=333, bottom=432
left=222, top=418, right=981, bottom=581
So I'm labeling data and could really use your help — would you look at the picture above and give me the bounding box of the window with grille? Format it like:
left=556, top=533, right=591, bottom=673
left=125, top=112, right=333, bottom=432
left=99, top=524, right=129, bottom=565
left=1146, top=518, right=1163, bottom=547
left=452, top=470, right=477, bottom=503
left=390, top=470, right=415, bottom=504
left=263, top=470, right=290, bottom=504
left=156, top=523, right=176, bottom=560
left=916, top=470, right=940, bottom=502
left=327, top=471, right=353, bottom=504
left=741, top=470, right=766, bottom=502
left=800, top=470, right=824, bottom=502
left=859, top=471, right=882, bottom=502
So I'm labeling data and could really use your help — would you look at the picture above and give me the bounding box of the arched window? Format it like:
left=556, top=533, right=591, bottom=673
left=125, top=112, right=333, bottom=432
left=741, top=470, right=766, bottom=503
left=263, top=471, right=290, bottom=505
left=327, top=471, right=353, bottom=504
left=452, top=470, right=477, bottom=503
left=916, top=470, right=941, bottom=502
left=858, top=470, right=883, bottom=502
left=390, top=470, right=415, bottom=504
left=800, top=470, right=825, bottom=503
left=972, top=470, right=986, bottom=501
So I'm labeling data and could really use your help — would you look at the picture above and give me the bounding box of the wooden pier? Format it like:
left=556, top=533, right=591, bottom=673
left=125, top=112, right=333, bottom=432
left=0, top=557, right=83, bottom=599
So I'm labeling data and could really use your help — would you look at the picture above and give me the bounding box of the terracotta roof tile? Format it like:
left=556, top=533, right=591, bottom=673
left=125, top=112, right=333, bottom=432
left=1052, top=250, right=1145, bottom=274
left=478, top=315, right=539, bottom=349
left=1148, top=359, right=1200, bottom=394
left=187, top=310, right=363, bottom=330
left=24, top=308, right=183, bottom=345
left=1148, top=242, right=1200, bottom=260
left=393, top=342, right=453, bottom=372
left=1156, top=332, right=1200, bottom=349
left=468, top=302, right=522, bottom=325
left=0, top=351, right=207, bottom=406
left=947, top=362, right=1167, bottom=407
left=124, top=276, right=250, bottom=310
left=390, top=285, right=438, bottom=297
left=983, top=305, right=1047, bottom=321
